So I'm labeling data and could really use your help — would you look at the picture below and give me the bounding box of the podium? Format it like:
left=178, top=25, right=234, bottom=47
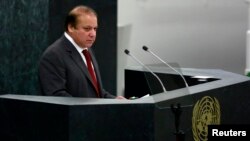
left=1, top=66, right=250, bottom=141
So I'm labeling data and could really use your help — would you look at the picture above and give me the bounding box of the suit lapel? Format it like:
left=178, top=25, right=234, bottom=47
left=62, top=36, right=100, bottom=89
left=62, top=36, right=92, bottom=83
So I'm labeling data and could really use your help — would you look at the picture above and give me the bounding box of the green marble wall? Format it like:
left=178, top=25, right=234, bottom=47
left=0, top=0, right=48, bottom=95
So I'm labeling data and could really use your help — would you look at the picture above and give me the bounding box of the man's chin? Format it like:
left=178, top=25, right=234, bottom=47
left=85, top=44, right=94, bottom=48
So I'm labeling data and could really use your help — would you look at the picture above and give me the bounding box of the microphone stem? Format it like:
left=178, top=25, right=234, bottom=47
left=148, top=50, right=189, bottom=88
left=127, top=53, right=167, bottom=93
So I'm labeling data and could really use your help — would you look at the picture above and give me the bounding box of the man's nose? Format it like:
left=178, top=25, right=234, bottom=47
left=89, top=29, right=96, bottom=37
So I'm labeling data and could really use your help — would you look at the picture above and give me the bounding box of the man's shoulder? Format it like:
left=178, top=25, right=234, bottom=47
left=50, top=35, right=67, bottom=48
left=44, top=36, right=68, bottom=53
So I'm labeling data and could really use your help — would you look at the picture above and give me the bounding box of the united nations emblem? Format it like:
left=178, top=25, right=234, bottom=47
left=192, top=96, right=220, bottom=141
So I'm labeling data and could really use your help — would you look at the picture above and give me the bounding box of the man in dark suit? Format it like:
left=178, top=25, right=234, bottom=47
left=39, top=5, right=124, bottom=99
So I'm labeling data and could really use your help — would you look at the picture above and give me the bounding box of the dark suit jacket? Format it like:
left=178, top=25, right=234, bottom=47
left=38, top=35, right=115, bottom=98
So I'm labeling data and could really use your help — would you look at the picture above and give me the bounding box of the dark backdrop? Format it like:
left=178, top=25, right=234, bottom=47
left=0, top=0, right=117, bottom=95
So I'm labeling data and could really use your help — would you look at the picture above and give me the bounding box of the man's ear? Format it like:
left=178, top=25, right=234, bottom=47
left=68, top=24, right=75, bottom=33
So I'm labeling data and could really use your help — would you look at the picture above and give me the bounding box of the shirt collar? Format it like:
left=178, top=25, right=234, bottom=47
left=64, top=32, right=87, bottom=53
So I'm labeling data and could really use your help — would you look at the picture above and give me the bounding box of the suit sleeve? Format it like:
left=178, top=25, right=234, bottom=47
left=38, top=49, right=72, bottom=97
left=101, top=89, right=116, bottom=98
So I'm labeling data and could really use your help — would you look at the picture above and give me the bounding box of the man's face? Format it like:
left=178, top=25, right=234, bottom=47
left=69, top=14, right=98, bottom=48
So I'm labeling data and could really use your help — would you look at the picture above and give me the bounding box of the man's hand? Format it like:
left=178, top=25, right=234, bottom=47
left=115, top=96, right=127, bottom=99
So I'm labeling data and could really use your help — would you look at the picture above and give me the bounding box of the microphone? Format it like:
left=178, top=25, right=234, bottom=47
left=142, top=46, right=189, bottom=88
left=124, top=49, right=167, bottom=93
